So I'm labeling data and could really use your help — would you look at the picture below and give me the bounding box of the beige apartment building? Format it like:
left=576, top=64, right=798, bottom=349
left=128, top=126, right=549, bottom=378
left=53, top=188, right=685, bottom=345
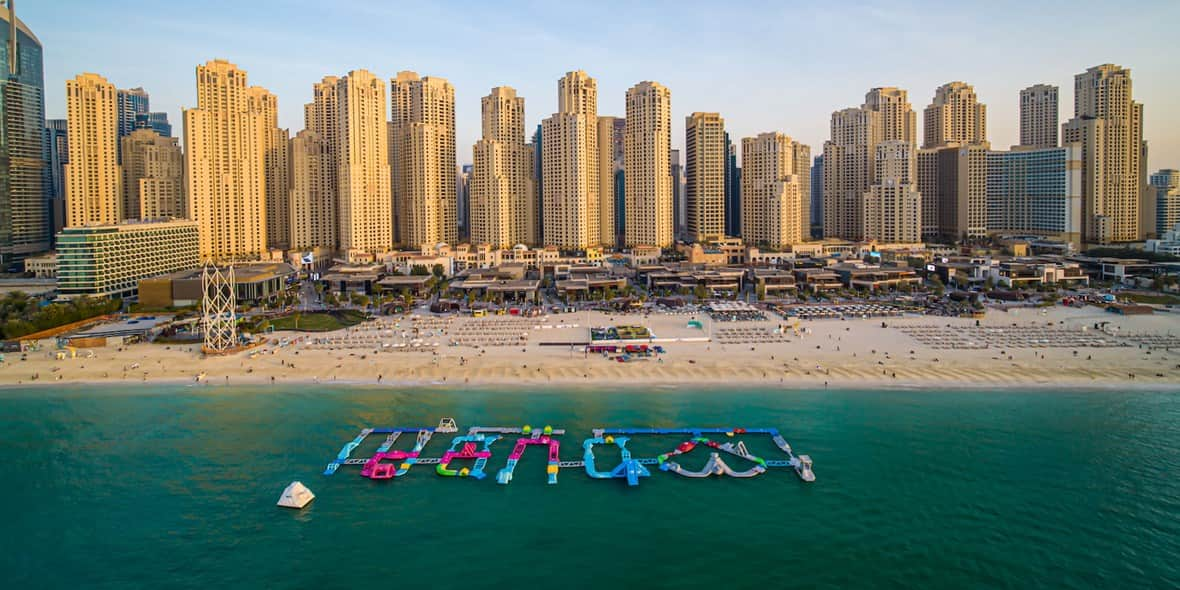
left=288, top=130, right=336, bottom=251
left=1020, top=84, right=1058, bottom=149
left=864, top=87, right=917, bottom=144
left=390, top=71, right=457, bottom=248
left=65, top=73, right=122, bottom=227
left=685, top=112, right=726, bottom=243
left=597, top=116, right=625, bottom=248
left=923, top=82, right=987, bottom=149
left=863, top=140, right=921, bottom=243
left=624, top=81, right=673, bottom=248
left=1062, top=64, right=1146, bottom=243
left=541, top=70, right=600, bottom=250
left=249, top=87, right=290, bottom=249
left=183, top=59, right=268, bottom=261
left=121, top=128, right=183, bottom=220
left=823, top=107, right=880, bottom=241
left=336, top=70, right=391, bottom=253
left=470, top=86, right=534, bottom=248
left=741, top=132, right=808, bottom=247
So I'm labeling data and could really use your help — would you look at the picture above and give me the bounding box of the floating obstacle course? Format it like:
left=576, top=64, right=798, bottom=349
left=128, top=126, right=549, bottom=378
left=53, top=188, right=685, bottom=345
left=324, top=419, right=815, bottom=485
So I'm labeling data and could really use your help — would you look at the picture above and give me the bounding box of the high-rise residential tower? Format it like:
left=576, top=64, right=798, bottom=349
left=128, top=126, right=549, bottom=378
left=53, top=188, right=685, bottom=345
left=116, top=87, right=148, bottom=141
left=541, top=70, right=599, bottom=249
left=685, top=112, right=726, bottom=243
left=923, top=82, right=987, bottom=149
left=1020, top=84, right=1058, bottom=148
left=121, top=128, right=183, bottom=220
left=741, top=132, right=808, bottom=247
left=336, top=70, right=391, bottom=253
left=390, top=71, right=457, bottom=248
left=183, top=59, right=268, bottom=261
left=724, top=135, right=740, bottom=238
left=1151, top=170, right=1180, bottom=236
left=134, top=112, right=171, bottom=137
left=810, top=155, right=823, bottom=236
left=862, top=140, right=922, bottom=243
left=0, top=4, right=49, bottom=265
left=45, top=118, right=67, bottom=237
left=249, top=87, right=290, bottom=249
left=865, top=87, right=917, bottom=144
left=823, top=107, right=880, bottom=240
left=1062, top=64, right=1147, bottom=243
left=597, top=115, right=624, bottom=248
left=470, top=86, right=534, bottom=248
left=65, top=73, right=122, bottom=227
left=288, top=129, right=336, bottom=251
left=624, top=80, right=673, bottom=248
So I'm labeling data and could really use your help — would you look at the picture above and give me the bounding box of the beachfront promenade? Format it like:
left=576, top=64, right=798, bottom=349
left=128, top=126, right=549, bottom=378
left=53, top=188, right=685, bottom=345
left=3, top=305, right=1180, bottom=389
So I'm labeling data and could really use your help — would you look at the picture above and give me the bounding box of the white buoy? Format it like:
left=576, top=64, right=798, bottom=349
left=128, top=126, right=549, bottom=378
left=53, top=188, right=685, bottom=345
left=277, top=481, right=315, bottom=509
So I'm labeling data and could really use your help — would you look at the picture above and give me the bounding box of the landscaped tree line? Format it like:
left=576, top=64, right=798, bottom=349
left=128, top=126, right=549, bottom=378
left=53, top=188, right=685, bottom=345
left=0, top=292, right=122, bottom=339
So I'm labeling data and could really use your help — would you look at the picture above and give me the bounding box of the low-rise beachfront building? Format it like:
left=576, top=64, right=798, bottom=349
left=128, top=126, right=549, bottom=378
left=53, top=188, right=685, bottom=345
left=375, top=274, right=433, bottom=299
left=792, top=267, right=842, bottom=292
left=747, top=268, right=797, bottom=298
left=988, top=258, right=1090, bottom=288
left=830, top=263, right=922, bottom=291
left=645, top=266, right=745, bottom=296
left=320, top=264, right=384, bottom=295
left=57, top=220, right=199, bottom=300
left=23, top=252, right=57, bottom=278
left=1067, top=256, right=1163, bottom=286
left=138, top=262, right=294, bottom=308
left=931, top=256, right=993, bottom=287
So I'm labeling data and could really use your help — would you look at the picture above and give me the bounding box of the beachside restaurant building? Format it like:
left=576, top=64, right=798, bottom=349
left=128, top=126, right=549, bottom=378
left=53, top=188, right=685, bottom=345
left=375, top=275, right=434, bottom=299
left=646, top=267, right=745, bottom=297
left=319, top=264, right=385, bottom=295
left=747, top=268, right=797, bottom=297
left=989, top=259, right=1089, bottom=288
left=138, top=263, right=295, bottom=308
left=830, top=263, right=922, bottom=291
left=792, top=267, right=843, bottom=292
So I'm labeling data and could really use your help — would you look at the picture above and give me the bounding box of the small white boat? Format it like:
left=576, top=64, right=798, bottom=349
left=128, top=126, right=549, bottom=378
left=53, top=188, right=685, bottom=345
left=277, top=481, right=315, bottom=509
left=795, top=455, right=816, bottom=482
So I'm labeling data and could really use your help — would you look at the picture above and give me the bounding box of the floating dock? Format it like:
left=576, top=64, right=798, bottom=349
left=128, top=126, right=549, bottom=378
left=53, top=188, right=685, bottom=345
left=324, top=419, right=814, bottom=485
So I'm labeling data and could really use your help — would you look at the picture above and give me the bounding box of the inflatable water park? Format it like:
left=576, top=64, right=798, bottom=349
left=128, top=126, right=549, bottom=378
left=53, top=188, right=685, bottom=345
left=322, top=418, right=815, bottom=486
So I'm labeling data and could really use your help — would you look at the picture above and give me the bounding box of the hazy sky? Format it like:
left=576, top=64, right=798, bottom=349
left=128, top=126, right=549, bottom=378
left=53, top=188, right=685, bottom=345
left=29, top=0, right=1180, bottom=169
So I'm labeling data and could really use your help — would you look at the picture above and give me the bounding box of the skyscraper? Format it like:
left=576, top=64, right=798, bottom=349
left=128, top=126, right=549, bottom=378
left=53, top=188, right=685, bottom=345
left=724, top=134, right=740, bottom=238
left=685, top=112, right=725, bottom=243
left=865, top=87, right=917, bottom=145
left=670, top=148, right=684, bottom=242
left=303, top=75, right=339, bottom=250
left=248, top=87, right=290, bottom=249
left=923, top=82, right=987, bottom=149
left=457, top=164, right=471, bottom=242
left=183, top=59, right=268, bottom=261
left=121, top=128, right=183, bottom=220
left=116, top=87, right=148, bottom=142
left=987, top=145, right=1083, bottom=249
left=0, top=4, right=49, bottom=266
left=470, top=86, right=533, bottom=248
left=134, top=112, right=171, bottom=137
left=1020, top=84, right=1058, bottom=148
left=862, top=140, right=922, bottom=243
left=65, top=73, right=122, bottom=227
left=624, top=80, right=672, bottom=248
left=1151, top=170, right=1180, bottom=236
left=740, top=132, right=808, bottom=247
left=337, top=70, right=391, bottom=253
left=596, top=115, right=624, bottom=248
left=1062, top=64, right=1147, bottom=243
left=823, top=106, right=880, bottom=240
left=541, top=70, right=599, bottom=249
left=45, top=118, right=67, bottom=237
left=810, top=155, right=823, bottom=237
left=390, top=71, right=457, bottom=248
left=288, top=129, right=336, bottom=251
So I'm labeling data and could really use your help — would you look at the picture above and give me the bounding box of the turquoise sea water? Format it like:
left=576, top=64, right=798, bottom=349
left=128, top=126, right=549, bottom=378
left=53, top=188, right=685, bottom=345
left=0, top=384, right=1177, bottom=589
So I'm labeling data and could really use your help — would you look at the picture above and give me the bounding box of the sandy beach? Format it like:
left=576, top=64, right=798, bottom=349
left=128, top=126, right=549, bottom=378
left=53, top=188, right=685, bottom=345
left=4, top=305, right=1180, bottom=391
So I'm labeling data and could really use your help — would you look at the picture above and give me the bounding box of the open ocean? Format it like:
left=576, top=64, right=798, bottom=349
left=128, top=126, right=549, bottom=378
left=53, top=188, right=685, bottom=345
left=0, top=384, right=1177, bottom=589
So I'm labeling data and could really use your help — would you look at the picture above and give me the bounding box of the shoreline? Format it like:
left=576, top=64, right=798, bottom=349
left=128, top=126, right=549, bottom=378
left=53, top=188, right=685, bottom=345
left=4, top=304, right=1180, bottom=393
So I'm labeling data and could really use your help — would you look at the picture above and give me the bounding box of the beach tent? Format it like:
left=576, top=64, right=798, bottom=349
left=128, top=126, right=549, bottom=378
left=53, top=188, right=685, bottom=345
left=277, top=481, right=315, bottom=509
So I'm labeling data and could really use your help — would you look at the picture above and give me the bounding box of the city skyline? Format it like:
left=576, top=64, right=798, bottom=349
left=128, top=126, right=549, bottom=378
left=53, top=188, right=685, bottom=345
left=29, top=1, right=1180, bottom=169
